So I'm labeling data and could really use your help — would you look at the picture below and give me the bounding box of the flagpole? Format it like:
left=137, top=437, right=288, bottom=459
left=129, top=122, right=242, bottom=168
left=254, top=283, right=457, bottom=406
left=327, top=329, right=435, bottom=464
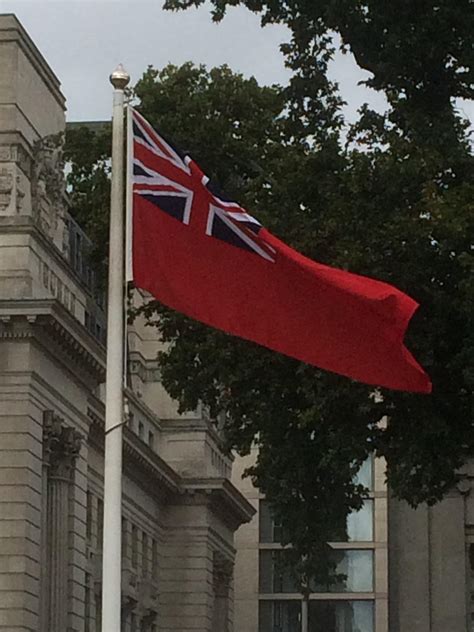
left=102, top=64, right=130, bottom=632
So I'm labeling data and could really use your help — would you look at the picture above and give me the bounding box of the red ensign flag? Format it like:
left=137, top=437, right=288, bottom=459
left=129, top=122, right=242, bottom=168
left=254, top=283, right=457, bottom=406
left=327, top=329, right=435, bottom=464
left=130, top=109, right=431, bottom=394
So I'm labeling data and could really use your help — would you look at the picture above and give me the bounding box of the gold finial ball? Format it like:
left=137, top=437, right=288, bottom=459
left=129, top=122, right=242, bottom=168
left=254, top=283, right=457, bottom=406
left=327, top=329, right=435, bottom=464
left=110, top=64, right=130, bottom=90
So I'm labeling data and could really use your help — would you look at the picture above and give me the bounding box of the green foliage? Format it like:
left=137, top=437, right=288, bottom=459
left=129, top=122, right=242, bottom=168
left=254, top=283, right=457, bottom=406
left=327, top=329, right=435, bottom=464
left=64, top=124, right=112, bottom=283
left=65, top=2, right=473, bottom=585
left=158, top=0, right=473, bottom=586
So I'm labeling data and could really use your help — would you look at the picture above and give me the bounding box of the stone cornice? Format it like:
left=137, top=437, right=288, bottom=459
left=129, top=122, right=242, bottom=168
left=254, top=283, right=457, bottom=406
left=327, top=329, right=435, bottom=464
left=0, top=299, right=105, bottom=384
left=184, top=477, right=255, bottom=530
left=87, top=405, right=182, bottom=501
left=124, top=387, right=162, bottom=431
left=123, top=430, right=182, bottom=499
left=0, top=14, right=65, bottom=109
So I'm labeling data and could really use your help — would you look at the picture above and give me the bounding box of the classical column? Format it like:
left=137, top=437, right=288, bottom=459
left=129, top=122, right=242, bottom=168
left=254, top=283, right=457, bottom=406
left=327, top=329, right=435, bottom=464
left=41, top=411, right=81, bottom=631
left=212, top=552, right=234, bottom=632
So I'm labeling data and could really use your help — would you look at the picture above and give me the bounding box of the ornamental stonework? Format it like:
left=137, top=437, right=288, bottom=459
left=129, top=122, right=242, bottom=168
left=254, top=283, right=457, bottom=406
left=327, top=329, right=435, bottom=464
left=43, top=410, right=82, bottom=480
left=31, top=133, right=67, bottom=239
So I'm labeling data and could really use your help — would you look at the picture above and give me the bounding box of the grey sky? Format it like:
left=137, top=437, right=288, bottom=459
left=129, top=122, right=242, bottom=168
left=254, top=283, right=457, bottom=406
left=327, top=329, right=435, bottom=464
left=2, top=0, right=472, bottom=127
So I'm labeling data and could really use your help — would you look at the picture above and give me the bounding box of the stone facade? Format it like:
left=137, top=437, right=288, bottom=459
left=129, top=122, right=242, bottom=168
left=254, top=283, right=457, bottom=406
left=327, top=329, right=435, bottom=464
left=0, top=14, right=253, bottom=632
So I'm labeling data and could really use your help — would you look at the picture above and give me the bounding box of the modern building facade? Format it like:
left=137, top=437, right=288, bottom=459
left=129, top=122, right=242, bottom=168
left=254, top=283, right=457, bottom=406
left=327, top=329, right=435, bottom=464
left=0, top=14, right=253, bottom=632
left=232, top=451, right=474, bottom=632
left=232, top=449, right=389, bottom=632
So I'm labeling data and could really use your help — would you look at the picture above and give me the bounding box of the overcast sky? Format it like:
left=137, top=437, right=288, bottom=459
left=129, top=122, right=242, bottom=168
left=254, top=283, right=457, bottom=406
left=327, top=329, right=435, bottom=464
left=2, top=0, right=473, bottom=127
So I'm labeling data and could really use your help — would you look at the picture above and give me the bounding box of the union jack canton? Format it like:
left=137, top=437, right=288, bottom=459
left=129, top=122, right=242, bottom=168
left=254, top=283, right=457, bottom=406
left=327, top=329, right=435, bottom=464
left=131, top=109, right=276, bottom=263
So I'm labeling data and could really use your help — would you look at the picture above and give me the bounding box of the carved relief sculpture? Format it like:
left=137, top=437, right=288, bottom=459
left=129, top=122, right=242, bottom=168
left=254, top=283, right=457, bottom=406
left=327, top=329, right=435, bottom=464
left=31, top=133, right=67, bottom=244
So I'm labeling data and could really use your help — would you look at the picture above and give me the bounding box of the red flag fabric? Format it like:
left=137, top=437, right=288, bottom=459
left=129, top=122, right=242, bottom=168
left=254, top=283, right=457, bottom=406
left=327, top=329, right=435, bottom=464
left=131, top=109, right=431, bottom=393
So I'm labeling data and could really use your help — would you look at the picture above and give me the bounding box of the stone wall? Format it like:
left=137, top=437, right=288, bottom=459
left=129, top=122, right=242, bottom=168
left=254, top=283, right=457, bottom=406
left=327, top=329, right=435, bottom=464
left=0, top=13, right=254, bottom=632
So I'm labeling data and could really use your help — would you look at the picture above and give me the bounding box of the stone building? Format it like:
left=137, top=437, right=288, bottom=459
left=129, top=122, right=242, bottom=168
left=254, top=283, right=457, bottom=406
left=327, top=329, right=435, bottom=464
left=1, top=12, right=474, bottom=632
left=0, top=14, right=253, bottom=632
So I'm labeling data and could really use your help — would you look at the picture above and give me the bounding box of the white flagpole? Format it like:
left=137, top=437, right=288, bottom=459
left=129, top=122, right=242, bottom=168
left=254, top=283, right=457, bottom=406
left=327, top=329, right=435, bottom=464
left=125, top=104, right=134, bottom=285
left=102, top=64, right=130, bottom=632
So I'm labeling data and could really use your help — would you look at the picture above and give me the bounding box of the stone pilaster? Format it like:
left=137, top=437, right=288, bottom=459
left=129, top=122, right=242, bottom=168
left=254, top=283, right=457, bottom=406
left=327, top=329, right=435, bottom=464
left=212, top=552, right=234, bottom=632
left=41, top=410, right=81, bottom=632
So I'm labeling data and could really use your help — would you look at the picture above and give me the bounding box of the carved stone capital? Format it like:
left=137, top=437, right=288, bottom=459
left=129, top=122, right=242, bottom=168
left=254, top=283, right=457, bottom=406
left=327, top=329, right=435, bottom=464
left=43, top=410, right=81, bottom=480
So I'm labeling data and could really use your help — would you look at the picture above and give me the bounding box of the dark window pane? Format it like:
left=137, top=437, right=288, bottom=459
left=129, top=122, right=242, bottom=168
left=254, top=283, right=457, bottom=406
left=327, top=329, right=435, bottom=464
left=97, top=498, right=103, bottom=550
left=131, top=525, right=138, bottom=567
left=142, top=532, right=149, bottom=576
left=259, top=551, right=299, bottom=594
left=259, top=600, right=301, bottom=632
left=309, top=600, right=373, bottom=632
left=261, top=500, right=373, bottom=545
left=259, top=501, right=285, bottom=543
left=86, top=491, right=93, bottom=541
left=261, top=550, right=373, bottom=595
left=312, top=551, right=373, bottom=593
left=152, top=538, right=158, bottom=580
left=260, top=500, right=274, bottom=543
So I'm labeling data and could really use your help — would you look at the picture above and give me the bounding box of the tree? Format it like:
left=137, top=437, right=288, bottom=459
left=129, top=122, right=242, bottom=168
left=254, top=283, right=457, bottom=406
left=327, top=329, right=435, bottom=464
left=64, top=19, right=473, bottom=586
left=64, top=123, right=111, bottom=283
left=159, top=0, right=474, bottom=579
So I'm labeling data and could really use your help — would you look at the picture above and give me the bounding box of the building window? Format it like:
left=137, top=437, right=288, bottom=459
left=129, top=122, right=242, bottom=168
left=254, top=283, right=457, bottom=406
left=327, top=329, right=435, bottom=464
left=97, top=498, right=103, bottom=550
left=259, top=600, right=301, bottom=632
left=328, top=500, right=374, bottom=543
left=95, top=593, right=102, bottom=632
left=308, top=600, right=374, bottom=632
left=259, top=551, right=299, bottom=594
left=148, top=430, right=155, bottom=450
left=86, top=491, right=93, bottom=542
left=50, top=272, right=57, bottom=295
left=259, top=500, right=285, bottom=543
left=142, top=532, right=149, bottom=577
left=84, top=572, right=91, bottom=632
left=42, top=262, right=49, bottom=287
left=259, top=500, right=373, bottom=544
left=152, top=538, right=158, bottom=581
left=314, top=550, right=374, bottom=593
left=259, top=550, right=373, bottom=594
left=75, top=232, right=82, bottom=274
left=131, top=525, right=138, bottom=568
left=259, top=599, right=374, bottom=632
left=122, top=518, right=127, bottom=559
left=354, top=456, right=373, bottom=490
left=138, top=421, right=144, bottom=440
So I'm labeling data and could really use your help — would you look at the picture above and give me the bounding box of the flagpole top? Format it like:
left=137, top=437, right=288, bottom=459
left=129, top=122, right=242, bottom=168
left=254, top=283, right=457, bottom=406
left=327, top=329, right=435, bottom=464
left=110, top=64, right=130, bottom=90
